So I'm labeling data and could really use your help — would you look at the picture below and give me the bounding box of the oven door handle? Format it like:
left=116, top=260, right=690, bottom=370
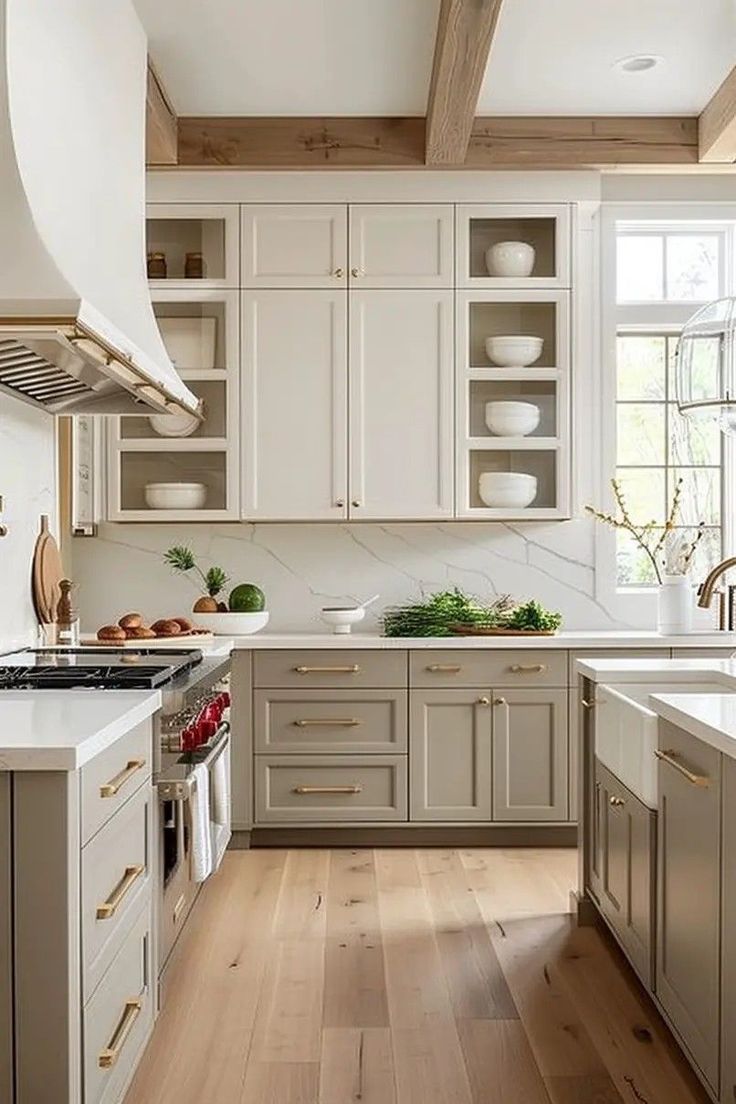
left=156, top=723, right=230, bottom=802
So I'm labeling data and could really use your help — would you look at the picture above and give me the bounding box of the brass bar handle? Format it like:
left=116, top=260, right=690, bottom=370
left=98, top=995, right=143, bottom=1069
left=292, top=785, right=362, bottom=795
left=581, top=699, right=598, bottom=709
left=609, top=795, right=626, bottom=808
left=426, top=664, right=462, bottom=673
left=654, top=748, right=711, bottom=788
left=96, top=864, right=145, bottom=920
left=293, top=665, right=360, bottom=674
left=99, top=759, right=145, bottom=799
left=509, top=664, right=547, bottom=673
left=293, top=718, right=361, bottom=727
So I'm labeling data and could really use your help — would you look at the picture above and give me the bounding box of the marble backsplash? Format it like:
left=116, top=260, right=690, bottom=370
left=0, top=395, right=56, bottom=650
left=71, top=516, right=631, bottom=633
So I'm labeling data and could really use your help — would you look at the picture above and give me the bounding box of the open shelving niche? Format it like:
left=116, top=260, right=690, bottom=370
left=107, top=282, right=241, bottom=521
left=456, top=203, right=571, bottom=290
left=456, top=288, right=571, bottom=520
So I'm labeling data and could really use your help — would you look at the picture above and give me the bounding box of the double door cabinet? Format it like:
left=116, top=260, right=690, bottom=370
left=241, top=648, right=570, bottom=827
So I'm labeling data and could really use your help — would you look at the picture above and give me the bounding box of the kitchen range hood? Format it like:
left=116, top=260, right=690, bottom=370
left=0, top=0, right=200, bottom=418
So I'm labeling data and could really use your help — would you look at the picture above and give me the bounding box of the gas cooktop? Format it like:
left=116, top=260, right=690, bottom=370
left=0, top=648, right=203, bottom=690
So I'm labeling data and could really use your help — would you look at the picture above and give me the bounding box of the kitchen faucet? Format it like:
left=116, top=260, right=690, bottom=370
left=697, top=556, right=736, bottom=630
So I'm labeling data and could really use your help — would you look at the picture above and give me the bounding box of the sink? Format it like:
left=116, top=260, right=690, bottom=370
left=595, top=681, right=733, bottom=808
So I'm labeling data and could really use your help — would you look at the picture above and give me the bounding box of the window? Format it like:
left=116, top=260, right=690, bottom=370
left=613, top=221, right=733, bottom=588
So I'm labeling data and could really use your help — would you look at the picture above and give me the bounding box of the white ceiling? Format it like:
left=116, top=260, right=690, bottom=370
left=134, top=0, right=736, bottom=118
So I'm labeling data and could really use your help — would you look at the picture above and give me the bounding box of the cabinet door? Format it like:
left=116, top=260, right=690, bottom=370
left=721, top=756, right=736, bottom=1101
left=349, top=205, right=453, bottom=288
left=242, top=205, right=347, bottom=288
left=657, top=720, right=722, bottom=1093
left=596, top=759, right=654, bottom=988
left=492, top=690, right=568, bottom=821
left=410, top=691, right=492, bottom=821
left=349, top=290, right=453, bottom=519
left=241, top=291, right=347, bottom=519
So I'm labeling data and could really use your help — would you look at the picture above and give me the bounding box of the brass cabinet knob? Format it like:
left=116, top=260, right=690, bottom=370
left=351, top=267, right=364, bottom=278
left=352, top=499, right=361, bottom=508
left=334, top=267, right=344, bottom=277
left=493, top=697, right=506, bottom=706
left=609, top=795, right=626, bottom=808
left=477, top=696, right=490, bottom=705
left=335, top=499, right=345, bottom=508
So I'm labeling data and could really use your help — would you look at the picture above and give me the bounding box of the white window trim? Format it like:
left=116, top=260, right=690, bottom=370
left=596, top=203, right=736, bottom=626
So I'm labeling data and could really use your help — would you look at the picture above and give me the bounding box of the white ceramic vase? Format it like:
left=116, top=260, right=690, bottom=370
left=656, top=574, right=693, bottom=635
left=485, top=241, right=536, bottom=278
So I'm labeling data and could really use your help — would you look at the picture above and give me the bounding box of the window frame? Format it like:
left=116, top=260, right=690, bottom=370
left=597, top=204, right=736, bottom=620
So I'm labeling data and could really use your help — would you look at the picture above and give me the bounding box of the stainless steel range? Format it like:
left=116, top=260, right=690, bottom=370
left=0, top=646, right=232, bottom=1003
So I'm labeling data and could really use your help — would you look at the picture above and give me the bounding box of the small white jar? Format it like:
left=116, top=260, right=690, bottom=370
left=656, top=574, right=693, bottom=635
left=485, top=241, right=536, bottom=278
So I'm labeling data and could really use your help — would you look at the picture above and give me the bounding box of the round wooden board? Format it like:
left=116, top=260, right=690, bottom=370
left=91, top=632, right=214, bottom=647
left=32, top=515, right=63, bottom=623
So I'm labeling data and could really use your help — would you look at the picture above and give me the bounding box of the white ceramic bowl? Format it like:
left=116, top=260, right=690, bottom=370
left=478, top=471, right=538, bottom=509
left=485, top=401, right=541, bottom=437
left=193, top=611, right=270, bottom=636
left=144, top=482, right=207, bottom=510
left=485, top=335, right=544, bottom=368
left=148, top=411, right=201, bottom=438
left=485, top=241, right=536, bottom=278
left=321, top=607, right=367, bottom=635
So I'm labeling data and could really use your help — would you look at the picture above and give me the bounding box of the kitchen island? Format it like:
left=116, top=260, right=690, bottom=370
left=575, top=656, right=736, bottom=1104
left=0, top=690, right=160, bottom=1104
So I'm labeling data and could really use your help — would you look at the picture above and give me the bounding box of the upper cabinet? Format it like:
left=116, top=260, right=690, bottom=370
left=348, top=205, right=453, bottom=288
left=456, top=204, right=571, bottom=289
left=241, top=205, right=347, bottom=288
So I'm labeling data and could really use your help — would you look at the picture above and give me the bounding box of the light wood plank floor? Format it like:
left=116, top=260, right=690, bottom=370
left=125, top=849, right=709, bottom=1104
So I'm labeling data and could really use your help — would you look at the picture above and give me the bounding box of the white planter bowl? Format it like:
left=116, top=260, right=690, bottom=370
left=485, top=241, right=536, bottom=278
left=144, top=482, right=207, bottom=510
left=478, top=471, right=538, bottom=509
left=321, top=607, right=367, bottom=635
left=485, top=335, right=543, bottom=368
left=485, top=401, right=541, bottom=437
left=193, top=611, right=270, bottom=636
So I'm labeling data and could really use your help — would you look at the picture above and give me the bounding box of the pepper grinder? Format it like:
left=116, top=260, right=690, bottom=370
left=56, top=579, right=80, bottom=647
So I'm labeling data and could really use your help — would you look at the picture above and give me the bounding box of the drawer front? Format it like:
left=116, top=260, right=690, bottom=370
left=83, top=903, right=153, bottom=1104
left=254, top=650, right=407, bottom=689
left=410, top=650, right=567, bottom=688
left=254, top=755, right=408, bottom=822
left=254, top=689, right=408, bottom=754
left=81, top=721, right=152, bottom=845
left=82, top=783, right=151, bottom=1003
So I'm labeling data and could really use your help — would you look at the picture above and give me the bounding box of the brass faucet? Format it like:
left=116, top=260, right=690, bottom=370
left=697, top=556, right=736, bottom=629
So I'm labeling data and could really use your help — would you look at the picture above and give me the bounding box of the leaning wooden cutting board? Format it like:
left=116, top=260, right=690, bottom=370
left=81, top=633, right=214, bottom=648
left=31, top=515, right=63, bottom=623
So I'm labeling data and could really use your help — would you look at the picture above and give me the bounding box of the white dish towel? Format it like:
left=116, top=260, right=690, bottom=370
left=190, top=763, right=213, bottom=883
left=211, top=744, right=231, bottom=873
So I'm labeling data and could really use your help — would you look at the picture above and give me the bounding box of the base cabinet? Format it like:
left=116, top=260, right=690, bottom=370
left=410, top=690, right=492, bottom=821
left=492, top=690, right=568, bottom=822
left=594, top=759, right=654, bottom=987
left=656, top=720, right=722, bottom=1095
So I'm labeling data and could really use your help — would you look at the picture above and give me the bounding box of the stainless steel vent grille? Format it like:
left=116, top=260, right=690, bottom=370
left=0, top=339, right=92, bottom=404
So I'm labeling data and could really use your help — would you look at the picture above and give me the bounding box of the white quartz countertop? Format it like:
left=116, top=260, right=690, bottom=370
left=576, top=657, right=736, bottom=682
left=222, top=630, right=736, bottom=651
left=0, top=690, right=161, bottom=771
left=650, top=693, right=736, bottom=759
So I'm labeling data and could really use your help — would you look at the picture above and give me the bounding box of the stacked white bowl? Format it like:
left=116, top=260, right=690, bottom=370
left=144, top=482, right=207, bottom=510
left=485, top=335, right=543, bottom=368
left=485, top=401, right=540, bottom=437
left=485, top=241, right=536, bottom=278
left=478, top=472, right=538, bottom=509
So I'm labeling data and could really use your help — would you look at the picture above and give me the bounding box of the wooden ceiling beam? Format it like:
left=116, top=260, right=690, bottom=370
left=146, top=59, right=178, bottom=166
left=169, top=115, right=698, bottom=170
left=425, top=0, right=504, bottom=165
left=699, top=65, right=736, bottom=163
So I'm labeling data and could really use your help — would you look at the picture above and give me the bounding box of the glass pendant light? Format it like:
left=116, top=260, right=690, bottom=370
left=676, top=297, right=736, bottom=434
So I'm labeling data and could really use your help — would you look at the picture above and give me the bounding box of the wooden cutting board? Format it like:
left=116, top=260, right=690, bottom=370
left=32, top=515, right=63, bottom=624
left=83, top=632, right=214, bottom=648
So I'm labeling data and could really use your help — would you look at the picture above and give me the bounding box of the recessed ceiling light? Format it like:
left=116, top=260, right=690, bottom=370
left=614, top=54, right=663, bottom=73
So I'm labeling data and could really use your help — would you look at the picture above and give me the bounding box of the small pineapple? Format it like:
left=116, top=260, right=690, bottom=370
left=164, top=546, right=230, bottom=613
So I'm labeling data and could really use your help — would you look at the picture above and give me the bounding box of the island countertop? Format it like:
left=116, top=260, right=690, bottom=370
left=0, top=690, right=161, bottom=771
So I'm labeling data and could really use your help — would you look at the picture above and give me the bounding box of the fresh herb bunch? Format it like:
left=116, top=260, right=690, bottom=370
left=499, top=599, right=562, bottom=633
left=382, top=589, right=514, bottom=637
left=163, top=546, right=230, bottom=597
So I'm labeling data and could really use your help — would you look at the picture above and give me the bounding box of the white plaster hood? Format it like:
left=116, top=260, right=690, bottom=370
left=0, top=0, right=199, bottom=417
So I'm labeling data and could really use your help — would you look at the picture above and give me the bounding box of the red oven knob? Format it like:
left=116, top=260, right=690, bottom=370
left=199, top=719, right=218, bottom=743
left=219, top=691, right=231, bottom=709
left=181, top=726, right=197, bottom=751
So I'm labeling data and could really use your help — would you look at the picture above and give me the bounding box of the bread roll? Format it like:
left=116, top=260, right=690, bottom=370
left=126, top=626, right=156, bottom=639
left=151, top=618, right=181, bottom=637
left=118, top=612, right=143, bottom=630
left=97, top=625, right=126, bottom=642
left=172, top=616, right=193, bottom=633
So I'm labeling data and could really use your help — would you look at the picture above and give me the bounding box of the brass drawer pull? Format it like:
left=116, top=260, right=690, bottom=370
left=509, top=664, right=547, bottom=673
left=96, top=864, right=145, bottom=920
left=293, top=665, right=361, bottom=674
left=99, top=759, right=145, bottom=799
left=426, top=664, right=462, bottom=673
left=293, top=718, right=361, bottom=727
left=609, top=795, right=626, bottom=808
left=581, top=698, right=598, bottom=709
left=292, top=784, right=362, bottom=795
left=654, top=748, right=710, bottom=788
left=98, top=995, right=143, bottom=1068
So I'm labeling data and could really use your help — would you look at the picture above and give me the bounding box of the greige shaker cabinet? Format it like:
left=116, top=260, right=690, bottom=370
left=410, top=690, right=493, bottom=821
left=656, top=720, right=722, bottom=1095
left=492, top=689, right=568, bottom=821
